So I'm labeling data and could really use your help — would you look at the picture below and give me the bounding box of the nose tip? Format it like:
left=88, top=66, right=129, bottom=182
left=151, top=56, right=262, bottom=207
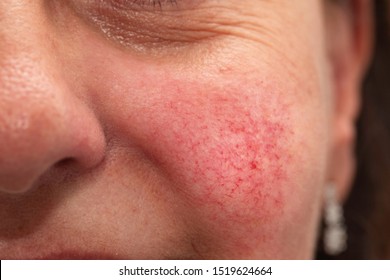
left=0, top=113, right=106, bottom=194
left=0, top=54, right=106, bottom=194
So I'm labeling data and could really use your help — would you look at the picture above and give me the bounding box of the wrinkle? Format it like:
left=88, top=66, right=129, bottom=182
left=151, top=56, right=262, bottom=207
left=67, top=0, right=295, bottom=56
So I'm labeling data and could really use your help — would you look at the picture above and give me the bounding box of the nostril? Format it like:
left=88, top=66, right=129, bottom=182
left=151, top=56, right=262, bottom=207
left=54, top=157, right=74, bottom=168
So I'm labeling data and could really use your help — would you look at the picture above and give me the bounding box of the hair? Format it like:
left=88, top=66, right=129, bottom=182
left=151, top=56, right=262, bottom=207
left=317, top=0, right=390, bottom=259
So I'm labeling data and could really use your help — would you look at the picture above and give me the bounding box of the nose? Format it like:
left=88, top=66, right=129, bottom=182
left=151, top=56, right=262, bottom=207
left=0, top=2, right=106, bottom=193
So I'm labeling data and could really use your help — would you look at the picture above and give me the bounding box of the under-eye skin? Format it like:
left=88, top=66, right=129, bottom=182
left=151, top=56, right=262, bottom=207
left=68, top=0, right=222, bottom=55
left=68, top=0, right=286, bottom=58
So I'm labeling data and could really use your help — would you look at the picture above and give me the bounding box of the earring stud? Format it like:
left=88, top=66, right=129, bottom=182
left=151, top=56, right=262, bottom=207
left=324, top=183, right=347, bottom=255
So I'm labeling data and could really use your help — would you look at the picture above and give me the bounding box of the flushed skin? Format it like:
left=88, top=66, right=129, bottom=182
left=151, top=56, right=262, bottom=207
left=0, top=0, right=372, bottom=259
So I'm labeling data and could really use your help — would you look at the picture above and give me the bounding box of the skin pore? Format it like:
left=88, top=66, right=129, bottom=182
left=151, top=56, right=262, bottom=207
left=0, top=0, right=371, bottom=259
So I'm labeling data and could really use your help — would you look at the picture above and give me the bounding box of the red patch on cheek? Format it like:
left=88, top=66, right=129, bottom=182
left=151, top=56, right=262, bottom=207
left=146, top=85, right=293, bottom=228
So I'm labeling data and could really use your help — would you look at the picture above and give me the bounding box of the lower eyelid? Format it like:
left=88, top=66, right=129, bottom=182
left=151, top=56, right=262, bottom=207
left=69, top=0, right=233, bottom=55
left=102, top=0, right=214, bottom=13
left=98, top=0, right=180, bottom=12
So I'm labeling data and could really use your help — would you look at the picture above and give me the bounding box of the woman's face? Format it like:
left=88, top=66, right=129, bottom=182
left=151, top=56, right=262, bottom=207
left=0, top=0, right=370, bottom=259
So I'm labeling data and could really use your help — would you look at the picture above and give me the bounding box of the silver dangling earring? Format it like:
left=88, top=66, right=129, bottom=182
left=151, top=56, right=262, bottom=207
left=323, top=183, right=347, bottom=255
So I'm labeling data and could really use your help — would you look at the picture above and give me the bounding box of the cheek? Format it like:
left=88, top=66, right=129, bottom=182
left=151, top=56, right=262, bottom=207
left=108, top=71, right=300, bottom=245
left=134, top=79, right=299, bottom=256
left=145, top=85, right=292, bottom=222
left=81, top=47, right=326, bottom=258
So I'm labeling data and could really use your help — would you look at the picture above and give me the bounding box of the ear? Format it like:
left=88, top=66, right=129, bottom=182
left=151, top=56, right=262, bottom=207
left=325, top=0, right=374, bottom=201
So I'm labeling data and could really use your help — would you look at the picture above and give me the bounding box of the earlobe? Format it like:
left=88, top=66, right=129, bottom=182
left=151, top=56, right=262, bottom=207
left=328, top=118, right=356, bottom=202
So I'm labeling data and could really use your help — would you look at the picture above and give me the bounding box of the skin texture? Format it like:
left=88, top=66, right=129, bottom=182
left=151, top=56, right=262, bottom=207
left=0, top=0, right=372, bottom=259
